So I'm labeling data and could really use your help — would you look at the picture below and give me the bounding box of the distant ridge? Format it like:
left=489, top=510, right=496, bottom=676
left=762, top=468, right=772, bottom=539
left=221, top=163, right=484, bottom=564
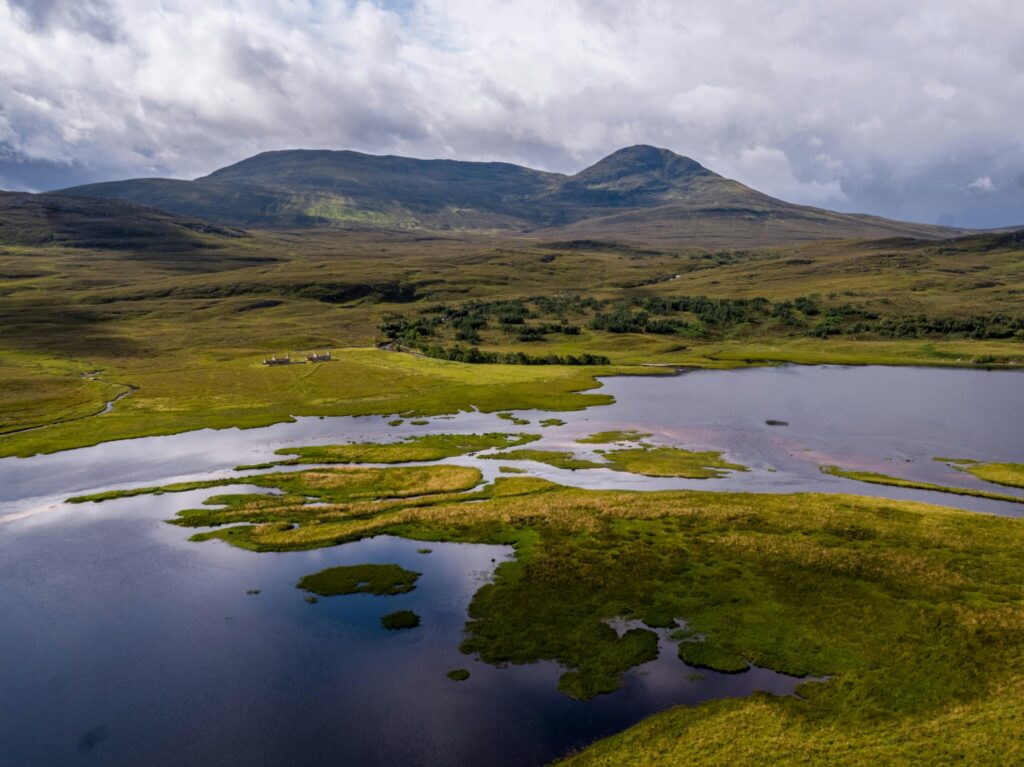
left=0, top=191, right=246, bottom=252
left=57, top=145, right=968, bottom=246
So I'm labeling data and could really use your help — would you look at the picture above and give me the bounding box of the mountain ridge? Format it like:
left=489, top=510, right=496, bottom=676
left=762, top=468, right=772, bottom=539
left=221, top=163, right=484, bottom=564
left=56, top=145, right=970, bottom=246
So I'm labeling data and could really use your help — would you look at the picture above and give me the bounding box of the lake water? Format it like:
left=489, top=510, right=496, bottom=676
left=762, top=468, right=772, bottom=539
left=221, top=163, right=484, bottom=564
left=1, top=365, right=1022, bottom=765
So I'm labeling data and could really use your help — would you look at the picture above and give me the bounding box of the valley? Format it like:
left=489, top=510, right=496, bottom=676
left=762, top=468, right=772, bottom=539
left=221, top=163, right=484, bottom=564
left=1, top=145, right=1022, bottom=767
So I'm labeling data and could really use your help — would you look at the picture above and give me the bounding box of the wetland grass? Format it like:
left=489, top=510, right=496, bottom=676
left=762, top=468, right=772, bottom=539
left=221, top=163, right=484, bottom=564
left=236, top=432, right=540, bottom=469
left=380, top=610, right=421, bottom=630
left=822, top=465, right=1024, bottom=504
left=157, top=466, right=1024, bottom=763
left=601, top=446, right=748, bottom=478
left=577, top=430, right=653, bottom=444
left=936, top=459, right=1024, bottom=490
left=482, top=449, right=605, bottom=471
left=446, top=668, right=470, bottom=681
left=296, top=564, right=420, bottom=597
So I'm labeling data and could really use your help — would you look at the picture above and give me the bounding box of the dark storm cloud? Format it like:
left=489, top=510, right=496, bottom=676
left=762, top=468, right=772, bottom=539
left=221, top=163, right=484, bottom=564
left=8, top=0, right=121, bottom=42
left=0, top=0, right=1021, bottom=228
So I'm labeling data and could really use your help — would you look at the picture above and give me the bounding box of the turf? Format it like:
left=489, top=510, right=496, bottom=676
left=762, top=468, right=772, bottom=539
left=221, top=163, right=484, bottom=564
left=297, top=564, right=420, bottom=597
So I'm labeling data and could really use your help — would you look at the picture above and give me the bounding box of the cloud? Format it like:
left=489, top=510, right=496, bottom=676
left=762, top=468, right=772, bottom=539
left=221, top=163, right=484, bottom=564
left=0, top=0, right=1021, bottom=227
left=7, top=0, right=121, bottom=42
left=967, top=175, right=996, bottom=193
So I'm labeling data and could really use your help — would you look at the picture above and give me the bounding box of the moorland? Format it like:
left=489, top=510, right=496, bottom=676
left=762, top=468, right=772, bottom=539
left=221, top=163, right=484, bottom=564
left=1, top=147, right=1022, bottom=456
left=2, top=145, right=1023, bottom=766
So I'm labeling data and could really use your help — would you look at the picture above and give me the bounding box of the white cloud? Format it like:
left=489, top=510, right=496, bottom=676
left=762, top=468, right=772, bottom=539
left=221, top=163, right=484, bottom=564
left=923, top=80, right=957, bottom=101
left=967, top=175, right=996, bottom=193
left=0, top=0, right=1021, bottom=226
left=725, top=146, right=847, bottom=206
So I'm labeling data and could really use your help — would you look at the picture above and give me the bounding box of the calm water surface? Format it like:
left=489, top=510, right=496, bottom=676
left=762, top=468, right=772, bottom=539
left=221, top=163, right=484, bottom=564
left=1, top=366, right=1022, bottom=765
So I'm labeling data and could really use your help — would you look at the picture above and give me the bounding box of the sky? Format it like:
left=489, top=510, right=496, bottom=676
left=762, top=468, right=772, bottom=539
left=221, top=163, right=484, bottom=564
left=1, top=0, right=1022, bottom=228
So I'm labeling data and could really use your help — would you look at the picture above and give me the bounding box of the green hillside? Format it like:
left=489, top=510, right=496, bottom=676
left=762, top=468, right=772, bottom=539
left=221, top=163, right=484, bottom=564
left=58, top=145, right=967, bottom=245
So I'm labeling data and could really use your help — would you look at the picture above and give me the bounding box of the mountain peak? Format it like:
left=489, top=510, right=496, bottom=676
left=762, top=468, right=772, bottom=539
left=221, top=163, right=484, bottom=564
left=554, top=145, right=718, bottom=206
left=56, top=145, right=964, bottom=244
left=575, top=145, right=712, bottom=182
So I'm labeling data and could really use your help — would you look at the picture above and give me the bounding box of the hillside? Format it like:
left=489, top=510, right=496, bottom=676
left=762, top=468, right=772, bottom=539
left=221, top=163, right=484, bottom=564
left=0, top=191, right=246, bottom=252
left=58, top=145, right=966, bottom=245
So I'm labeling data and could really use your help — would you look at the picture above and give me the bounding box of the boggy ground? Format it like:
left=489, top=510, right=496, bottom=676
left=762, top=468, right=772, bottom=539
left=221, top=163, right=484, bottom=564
left=83, top=461, right=1024, bottom=764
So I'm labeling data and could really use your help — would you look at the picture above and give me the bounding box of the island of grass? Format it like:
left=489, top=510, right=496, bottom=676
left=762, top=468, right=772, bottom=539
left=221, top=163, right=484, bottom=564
left=482, top=445, right=748, bottom=478
left=381, top=610, right=421, bottom=630
left=446, top=668, right=471, bottom=681
left=935, top=458, right=1024, bottom=490
left=497, top=412, right=530, bottom=426
left=160, top=465, right=1024, bottom=763
left=235, top=432, right=540, bottom=469
left=482, top=449, right=605, bottom=471
left=821, top=465, right=1024, bottom=504
left=601, top=446, right=748, bottom=478
left=577, top=430, right=653, bottom=444
left=539, top=418, right=566, bottom=427
left=297, top=564, right=420, bottom=597
left=68, top=463, right=484, bottom=506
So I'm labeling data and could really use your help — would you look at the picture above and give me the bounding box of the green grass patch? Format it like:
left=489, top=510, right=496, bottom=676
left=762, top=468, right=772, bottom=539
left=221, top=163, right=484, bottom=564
left=497, top=412, right=530, bottom=425
left=939, top=460, right=1024, bottom=490
left=822, top=465, right=1024, bottom=504
left=540, top=418, right=566, bottom=427
left=446, top=668, right=470, bottom=681
left=156, top=464, right=1024, bottom=762
left=296, top=564, right=420, bottom=597
left=70, top=464, right=483, bottom=507
left=577, top=430, right=653, bottom=444
left=239, top=432, right=540, bottom=469
left=602, top=446, right=748, bottom=478
left=482, top=449, right=605, bottom=471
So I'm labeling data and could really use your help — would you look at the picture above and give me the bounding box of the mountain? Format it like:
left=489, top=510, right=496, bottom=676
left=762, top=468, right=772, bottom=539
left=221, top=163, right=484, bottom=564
left=57, top=145, right=966, bottom=246
left=0, top=191, right=246, bottom=252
